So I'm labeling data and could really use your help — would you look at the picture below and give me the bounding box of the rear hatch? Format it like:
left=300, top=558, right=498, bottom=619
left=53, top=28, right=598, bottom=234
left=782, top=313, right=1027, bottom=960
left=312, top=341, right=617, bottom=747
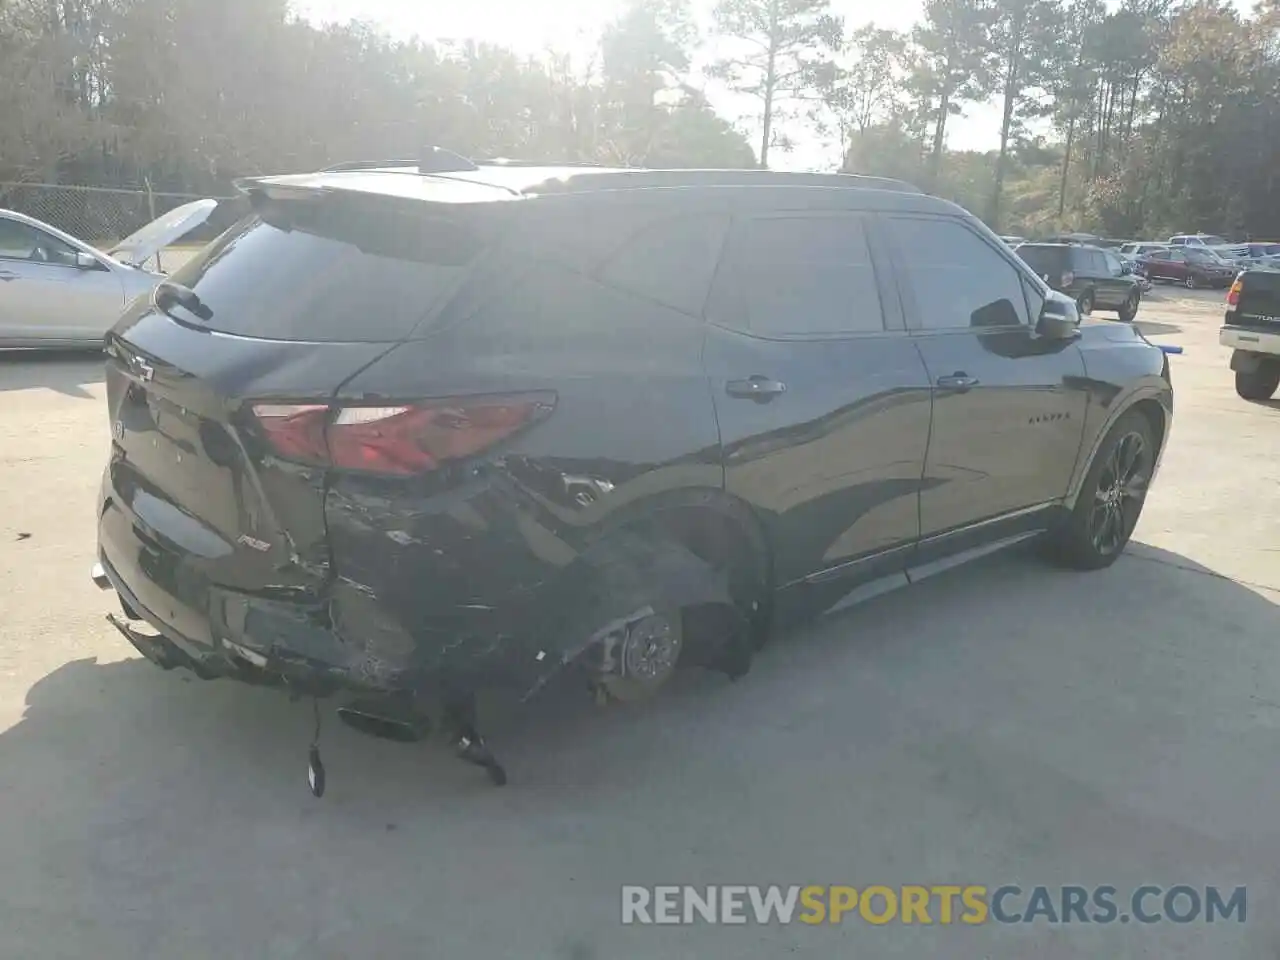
left=1231, top=270, right=1280, bottom=331
left=1015, top=245, right=1070, bottom=287
left=101, top=181, right=503, bottom=623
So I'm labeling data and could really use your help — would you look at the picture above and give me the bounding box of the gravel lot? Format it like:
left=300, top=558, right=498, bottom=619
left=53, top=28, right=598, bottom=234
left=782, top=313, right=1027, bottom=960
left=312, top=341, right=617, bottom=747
left=1, top=287, right=1277, bottom=959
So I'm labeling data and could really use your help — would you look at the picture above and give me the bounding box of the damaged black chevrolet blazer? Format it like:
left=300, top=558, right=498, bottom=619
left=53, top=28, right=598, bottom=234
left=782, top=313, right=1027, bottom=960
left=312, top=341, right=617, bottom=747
left=94, top=156, right=1173, bottom=788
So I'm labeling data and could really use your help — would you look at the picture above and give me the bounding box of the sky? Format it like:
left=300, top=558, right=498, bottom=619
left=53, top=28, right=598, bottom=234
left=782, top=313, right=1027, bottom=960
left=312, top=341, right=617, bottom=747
left=292, top=0, right=1007, bottom=169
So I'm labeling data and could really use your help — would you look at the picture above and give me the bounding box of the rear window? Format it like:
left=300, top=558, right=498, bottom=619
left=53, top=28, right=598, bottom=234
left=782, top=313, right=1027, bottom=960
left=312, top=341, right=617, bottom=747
left=1015, top=245, right=1065, bottom=275
left=165, top=195, right=487, bottom=342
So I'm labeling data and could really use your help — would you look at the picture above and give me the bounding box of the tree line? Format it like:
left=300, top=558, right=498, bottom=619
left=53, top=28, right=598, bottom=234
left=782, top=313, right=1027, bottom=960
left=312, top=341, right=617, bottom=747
left=3, top=0, right=1279, bottom=239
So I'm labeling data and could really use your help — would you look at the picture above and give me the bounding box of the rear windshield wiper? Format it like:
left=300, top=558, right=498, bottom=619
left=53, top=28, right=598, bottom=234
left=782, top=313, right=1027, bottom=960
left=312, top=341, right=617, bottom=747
left=154, top=280, right=213, bottom=323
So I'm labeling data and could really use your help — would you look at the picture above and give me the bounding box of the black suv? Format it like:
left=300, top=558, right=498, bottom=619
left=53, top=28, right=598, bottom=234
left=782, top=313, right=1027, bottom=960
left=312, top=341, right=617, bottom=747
left=1015, top=242, right=1144, bottom=322
left=92, top=158, right=1173, bottom=787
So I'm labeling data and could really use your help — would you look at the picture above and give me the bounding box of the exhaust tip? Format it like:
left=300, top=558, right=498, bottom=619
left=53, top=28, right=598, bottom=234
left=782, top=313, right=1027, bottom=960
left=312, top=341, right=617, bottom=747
left=337, top=705, right=429, bottom=743
left=91, top=562, right=111, bottom=590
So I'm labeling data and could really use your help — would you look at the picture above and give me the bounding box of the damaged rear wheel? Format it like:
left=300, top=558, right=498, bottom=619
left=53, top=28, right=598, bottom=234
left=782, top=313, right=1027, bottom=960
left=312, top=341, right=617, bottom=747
left=598, top=608, right=683, bottom=702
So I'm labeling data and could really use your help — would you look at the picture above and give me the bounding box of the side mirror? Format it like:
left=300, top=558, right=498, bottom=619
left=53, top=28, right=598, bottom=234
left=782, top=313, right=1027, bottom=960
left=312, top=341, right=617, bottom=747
left=1037, top=296, right=1080, bottom=339
left=74, top=251, right=101, bottom=270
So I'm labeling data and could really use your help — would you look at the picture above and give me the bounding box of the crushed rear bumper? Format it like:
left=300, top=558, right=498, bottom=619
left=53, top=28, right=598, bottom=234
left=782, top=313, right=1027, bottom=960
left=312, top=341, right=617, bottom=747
left=91, top=551, right=548, bottom=699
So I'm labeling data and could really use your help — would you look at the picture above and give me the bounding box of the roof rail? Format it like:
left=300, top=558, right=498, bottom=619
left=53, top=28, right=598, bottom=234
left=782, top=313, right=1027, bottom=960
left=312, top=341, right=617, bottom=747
left=472, top=158, right=609, bottom=168
left=321, top=147, right=479, bottom=175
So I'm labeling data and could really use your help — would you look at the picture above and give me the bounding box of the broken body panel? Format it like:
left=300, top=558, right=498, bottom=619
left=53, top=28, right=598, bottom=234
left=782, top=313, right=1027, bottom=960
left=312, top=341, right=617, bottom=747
left=95, top=185, right=743, bottom=720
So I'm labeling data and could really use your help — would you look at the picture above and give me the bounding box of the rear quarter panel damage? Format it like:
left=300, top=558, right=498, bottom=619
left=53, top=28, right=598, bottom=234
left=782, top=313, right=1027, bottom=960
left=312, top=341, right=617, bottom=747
left=320, top=238, right=728, bottom=693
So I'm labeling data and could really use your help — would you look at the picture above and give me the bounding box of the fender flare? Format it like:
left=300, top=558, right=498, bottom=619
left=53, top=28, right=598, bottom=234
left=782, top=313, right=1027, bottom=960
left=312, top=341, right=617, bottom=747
left=1064, top=381, right=1171, bottom=511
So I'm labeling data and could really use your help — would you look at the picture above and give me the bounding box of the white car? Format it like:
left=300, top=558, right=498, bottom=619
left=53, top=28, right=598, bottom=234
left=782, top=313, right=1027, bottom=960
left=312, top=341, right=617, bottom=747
left=0, top=199, right=216, bottom=348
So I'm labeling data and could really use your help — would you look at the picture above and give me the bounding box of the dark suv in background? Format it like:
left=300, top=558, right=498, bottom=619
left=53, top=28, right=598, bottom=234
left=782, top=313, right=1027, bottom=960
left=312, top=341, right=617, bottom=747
left=91, top=157, right=1174, bottom=789
left=1015, top=242, right=1144, bottom=322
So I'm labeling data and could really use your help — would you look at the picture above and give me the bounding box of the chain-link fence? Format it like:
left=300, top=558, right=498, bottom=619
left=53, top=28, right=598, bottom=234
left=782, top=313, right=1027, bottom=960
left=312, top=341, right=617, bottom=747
left=0, top=182, right=239, bottom=248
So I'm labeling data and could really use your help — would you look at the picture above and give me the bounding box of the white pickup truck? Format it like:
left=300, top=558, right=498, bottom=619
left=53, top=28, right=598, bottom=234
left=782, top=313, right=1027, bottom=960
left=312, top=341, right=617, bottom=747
left=1221, top=270, right=1280, bottom=400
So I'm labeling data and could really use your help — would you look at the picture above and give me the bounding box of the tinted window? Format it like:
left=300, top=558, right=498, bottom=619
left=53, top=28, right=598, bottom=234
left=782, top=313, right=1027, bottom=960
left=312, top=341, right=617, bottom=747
left=1014, top=245, right=1065, bottom=276
left=598, top=214, right=728, bottom=318
left=707, top=216, right=884, bottom=336
left=166, top=195, right=486, bottom=342
left=0, top=219, right=77, bottom=264
left=1166, top=249, right=1186, bottom=262
left=890, top=217, right=1029, bottom=330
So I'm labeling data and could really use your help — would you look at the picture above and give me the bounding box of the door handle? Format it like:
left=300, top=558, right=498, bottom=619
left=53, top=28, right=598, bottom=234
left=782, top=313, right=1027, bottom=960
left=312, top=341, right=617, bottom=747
left=726, top=376, right=787, bottom=401
left=936, top=372, right=979, bottom=391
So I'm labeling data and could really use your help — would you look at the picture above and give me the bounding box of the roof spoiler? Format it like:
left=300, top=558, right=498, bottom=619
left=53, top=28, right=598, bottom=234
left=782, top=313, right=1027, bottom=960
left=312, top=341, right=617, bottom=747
left=320, top=147, right=480, bottom=174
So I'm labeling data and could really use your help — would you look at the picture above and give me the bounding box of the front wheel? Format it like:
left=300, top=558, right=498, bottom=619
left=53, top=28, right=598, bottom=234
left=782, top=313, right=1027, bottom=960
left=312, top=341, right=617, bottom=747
left=1117, top=292, right=1140, bottom=323
left=1235, top=363, right=1280, bottom=401
left=1045, top=410, right=1156, bottom=570
left=1077, top=290, right=1094, bottom=316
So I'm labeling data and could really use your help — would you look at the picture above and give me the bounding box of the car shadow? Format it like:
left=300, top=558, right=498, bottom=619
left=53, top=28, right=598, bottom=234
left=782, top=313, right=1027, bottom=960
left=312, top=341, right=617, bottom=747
left=1133, top=319, right=1183, bottom=337
left=4, top=542, right=1278, bottom=800
left=0, top=349, right=105, bottom=398
left=1, top=542, right=1278, bottom=956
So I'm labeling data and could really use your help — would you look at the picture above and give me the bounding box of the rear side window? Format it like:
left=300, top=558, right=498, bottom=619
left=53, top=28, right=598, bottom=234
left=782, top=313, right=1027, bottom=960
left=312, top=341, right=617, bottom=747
left=887, top=217, right=1029, bottom=330
left=597, top=214, right=729, bottom=318
left=165, top=195, right=486, bottom=342
left=1015, top=245, right=1064, bottom=277
left=707, top=215, right=885, bottom=337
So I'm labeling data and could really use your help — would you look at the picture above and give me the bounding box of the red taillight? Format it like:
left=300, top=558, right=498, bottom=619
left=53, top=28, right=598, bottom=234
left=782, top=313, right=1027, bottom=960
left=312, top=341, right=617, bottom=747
left=1226, top=277, right=1243, bottom=310
left=251, top=395, right=551, bottom=475
left=251, top=404, right=330, bottom=462
left=1061, top=271, right=1075, bottom=287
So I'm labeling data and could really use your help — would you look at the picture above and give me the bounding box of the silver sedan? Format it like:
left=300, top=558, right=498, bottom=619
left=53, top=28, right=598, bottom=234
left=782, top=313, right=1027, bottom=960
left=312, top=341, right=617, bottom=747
left=0, top=200, right=215, bottom=348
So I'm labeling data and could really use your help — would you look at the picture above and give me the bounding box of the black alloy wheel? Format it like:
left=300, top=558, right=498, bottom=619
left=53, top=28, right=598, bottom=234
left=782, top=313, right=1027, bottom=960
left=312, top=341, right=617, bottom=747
left=1087, top=429, right=1151, bottom=558
left=1045, top=410, right=1156, bottom=570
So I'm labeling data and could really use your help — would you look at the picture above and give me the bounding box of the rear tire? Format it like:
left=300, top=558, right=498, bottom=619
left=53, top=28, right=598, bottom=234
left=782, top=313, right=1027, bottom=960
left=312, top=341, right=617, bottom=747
left=1184, top=274, right=1197, bottom=289
left=1235, top=363, right=1280, bottom=401
left=1117, top=292, right=1139, bottom=323
left=1045, top=410, right=1156, bottom=571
